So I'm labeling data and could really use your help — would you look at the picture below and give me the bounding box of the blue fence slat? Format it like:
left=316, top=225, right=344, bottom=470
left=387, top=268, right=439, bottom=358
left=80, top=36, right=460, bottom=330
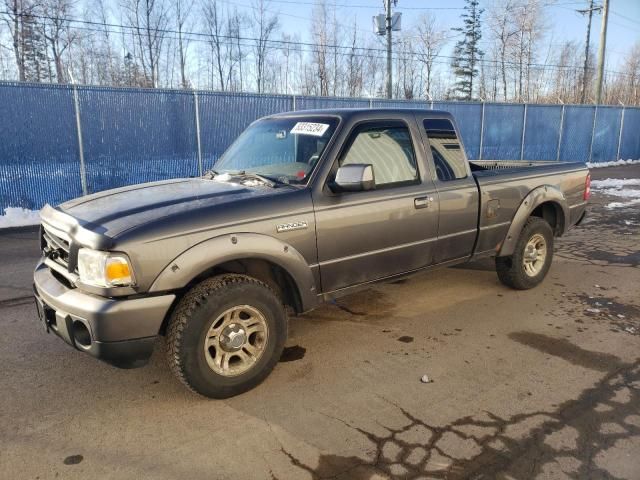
left=199, top=92, right=292, bottom=170
left=295, top=96, right=369, bottom=110
left=523, top=105, right=562, bottom=160
left=432, top=102, right=483, bottom=160
left=1, top=81, right=640, bottom=214
left=79, top=87, right=199, bottom=193
left=591, top=107, right=622, bottom=164
left=0, top=83, right=81, bottom=212
left=482, top=104, right=526, bottom=160
left=559, top=105, right=596, bottom=162
left=619, top=108, right=640, bottom=161
left=372, top=99, right=429, bottom=109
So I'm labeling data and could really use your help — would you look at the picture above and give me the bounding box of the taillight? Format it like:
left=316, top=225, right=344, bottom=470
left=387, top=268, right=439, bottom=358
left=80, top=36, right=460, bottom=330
left=584, top=173, right=591, bottom=201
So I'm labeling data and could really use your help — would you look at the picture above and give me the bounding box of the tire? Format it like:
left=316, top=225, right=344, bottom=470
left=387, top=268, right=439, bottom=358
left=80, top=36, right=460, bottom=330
left=496, top=217, right=554, bottom=290
left=165, top=274, right=287, bottom=398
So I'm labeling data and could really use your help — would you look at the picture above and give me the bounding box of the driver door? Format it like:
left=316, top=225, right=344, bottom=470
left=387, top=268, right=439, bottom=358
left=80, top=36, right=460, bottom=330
left=312, top=119, right=439, bottom=293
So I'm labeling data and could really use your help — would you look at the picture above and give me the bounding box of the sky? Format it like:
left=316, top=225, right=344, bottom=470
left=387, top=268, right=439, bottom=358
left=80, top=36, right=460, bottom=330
left=218, top=0, right=640, bottom=72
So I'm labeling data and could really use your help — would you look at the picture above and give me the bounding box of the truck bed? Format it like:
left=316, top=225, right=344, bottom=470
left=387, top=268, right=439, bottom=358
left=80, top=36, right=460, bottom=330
left=471, top=160, right=569, bottom=173
left=470, top=160, right=586, bottom=185
left=469, top=160, right=589, bottom=256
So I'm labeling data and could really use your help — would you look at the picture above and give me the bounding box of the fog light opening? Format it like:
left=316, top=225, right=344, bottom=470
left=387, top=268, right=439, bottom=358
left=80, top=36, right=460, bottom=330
left=72, top=321, right=92, bottom=348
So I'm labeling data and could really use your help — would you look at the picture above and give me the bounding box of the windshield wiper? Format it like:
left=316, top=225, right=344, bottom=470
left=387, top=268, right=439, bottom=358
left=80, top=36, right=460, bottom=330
left=230, top=171, right=288, bottom=188
left=238, top=172, right=281, bottom=187
left=203, top=169, right=219, bottom=179
left=205, top=169, right=289, bottom=188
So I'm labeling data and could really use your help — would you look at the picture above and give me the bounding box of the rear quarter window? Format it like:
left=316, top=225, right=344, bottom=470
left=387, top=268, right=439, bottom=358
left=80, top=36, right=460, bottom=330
left=423, top=119, right=467, bottom=181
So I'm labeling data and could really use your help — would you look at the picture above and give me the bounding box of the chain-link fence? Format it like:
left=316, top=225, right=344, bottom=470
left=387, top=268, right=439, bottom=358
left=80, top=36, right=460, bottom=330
left=1, top=81, right=639, bottom=212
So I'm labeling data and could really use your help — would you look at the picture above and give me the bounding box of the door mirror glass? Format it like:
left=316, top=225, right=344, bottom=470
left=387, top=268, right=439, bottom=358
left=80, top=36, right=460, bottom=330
left=332, top=164, right=375, bottom=192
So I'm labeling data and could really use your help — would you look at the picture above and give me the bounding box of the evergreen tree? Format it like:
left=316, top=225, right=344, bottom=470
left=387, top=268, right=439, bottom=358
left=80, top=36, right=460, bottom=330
left=22, top=14, right=49, bottom=82
left=451, top=0, right=484, bottom=100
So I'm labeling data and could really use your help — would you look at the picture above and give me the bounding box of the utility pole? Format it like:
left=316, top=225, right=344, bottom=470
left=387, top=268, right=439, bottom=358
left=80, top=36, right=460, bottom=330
left=386, top=0, right=393, bottom=99
left=374, top=0, right=400, bottom=98
left=578, top=0, right=601, bottom=104
left=595, top=0, right=609, bottom=104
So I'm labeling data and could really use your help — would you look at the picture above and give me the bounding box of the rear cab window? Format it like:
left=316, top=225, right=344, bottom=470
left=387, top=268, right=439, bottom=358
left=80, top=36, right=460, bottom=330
left=423, top=119, right=468, bottom=182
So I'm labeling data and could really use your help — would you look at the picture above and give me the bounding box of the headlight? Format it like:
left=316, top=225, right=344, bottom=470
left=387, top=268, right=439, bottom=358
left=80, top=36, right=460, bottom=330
left=77, top=248, right=135, bottom=287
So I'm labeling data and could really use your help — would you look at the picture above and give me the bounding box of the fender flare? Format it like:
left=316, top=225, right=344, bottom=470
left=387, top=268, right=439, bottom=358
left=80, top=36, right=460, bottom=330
left=149, top=233, right=319, bottom=311
left=498, top=185, right=569, bottom=257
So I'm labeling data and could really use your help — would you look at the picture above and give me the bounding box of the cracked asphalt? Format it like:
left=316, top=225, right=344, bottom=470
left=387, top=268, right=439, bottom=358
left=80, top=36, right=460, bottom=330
left=1, top=165, right=639, bottom=480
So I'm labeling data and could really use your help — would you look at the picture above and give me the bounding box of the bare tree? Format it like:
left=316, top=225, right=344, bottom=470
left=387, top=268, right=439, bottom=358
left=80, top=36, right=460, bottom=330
left=552, top=40, right=582, bottom=103
left=395, top=31, right=420, bottom=99
left=175, top=0, right=193, bottom=88
left=122, top=0, right=169, bottom=87
left=329, top=5, right=340, bottom=96
left=40, top=0, right=76, bottom=82
left=202, top=0, right=227, bottom=90
left=487, top=0, right=518, bottom=100
left=415, top=13, right=446, bottom=98
left=250, top=0, right=278, bottom=93
left=345, top=19, right=363, bottom=97
left=279, top=32, right=296, bottom=93
left=311, top=0, right=329, bottom=96
left=510, top=0, right=546, bottom=101
left=92, top=0, right=116, bottom=84
left=612, top=41, right=640, bottom=105
left=228, top=9, right=247, bottom=91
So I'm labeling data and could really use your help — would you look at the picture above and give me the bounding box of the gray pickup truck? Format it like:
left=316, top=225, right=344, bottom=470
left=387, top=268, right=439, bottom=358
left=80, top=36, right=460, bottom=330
left=34, top=109, right=590, bottom=398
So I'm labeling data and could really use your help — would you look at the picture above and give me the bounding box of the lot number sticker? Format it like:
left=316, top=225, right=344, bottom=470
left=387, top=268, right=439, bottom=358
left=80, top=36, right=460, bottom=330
left=290, top=122, right=330, bottom=137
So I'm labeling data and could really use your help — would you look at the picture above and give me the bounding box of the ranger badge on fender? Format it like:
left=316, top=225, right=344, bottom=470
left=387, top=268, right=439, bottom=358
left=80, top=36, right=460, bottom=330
left=276, top=221, right=308, bottom=233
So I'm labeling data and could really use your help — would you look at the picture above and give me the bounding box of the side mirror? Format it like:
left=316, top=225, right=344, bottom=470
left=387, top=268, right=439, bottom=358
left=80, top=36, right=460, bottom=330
left=331, top=164, right=375, bottom=192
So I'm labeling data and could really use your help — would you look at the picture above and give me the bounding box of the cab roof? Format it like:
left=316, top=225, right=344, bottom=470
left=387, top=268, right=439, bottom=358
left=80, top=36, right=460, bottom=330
left=268, top=108, right=455, bottom=122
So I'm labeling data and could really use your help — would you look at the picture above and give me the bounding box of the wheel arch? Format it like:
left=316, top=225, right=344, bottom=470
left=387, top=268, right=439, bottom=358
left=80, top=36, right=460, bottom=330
left=150, top=233, right=319, bottom=318
left=498, top=185, right=568, bottom=257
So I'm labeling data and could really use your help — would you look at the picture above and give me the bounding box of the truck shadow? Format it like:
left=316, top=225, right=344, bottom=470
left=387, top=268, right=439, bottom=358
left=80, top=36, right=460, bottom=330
left=451, top=257, right=496, bottom=272
left=280, top=333, right=639, bottom=479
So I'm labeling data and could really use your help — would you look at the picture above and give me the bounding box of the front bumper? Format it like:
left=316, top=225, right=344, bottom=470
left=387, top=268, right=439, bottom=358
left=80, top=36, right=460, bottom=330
left=33, top=261, right=175, bottom=368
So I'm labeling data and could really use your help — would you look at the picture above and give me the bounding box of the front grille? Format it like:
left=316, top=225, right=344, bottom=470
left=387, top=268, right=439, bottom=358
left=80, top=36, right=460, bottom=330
left=42, top=226, right=71, bottom=269
left=42, top=225, right=78, bottom=288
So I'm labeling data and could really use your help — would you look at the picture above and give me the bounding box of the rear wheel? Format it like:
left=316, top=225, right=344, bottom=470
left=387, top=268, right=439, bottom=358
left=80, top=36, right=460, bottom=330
left=496, top=217, right=554, bottom=290
left=165, top=274, right=287, bottom=398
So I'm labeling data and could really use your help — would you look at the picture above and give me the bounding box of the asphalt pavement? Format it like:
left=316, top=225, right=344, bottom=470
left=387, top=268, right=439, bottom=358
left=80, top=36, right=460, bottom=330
left=1, top=165, right=639, bottom=480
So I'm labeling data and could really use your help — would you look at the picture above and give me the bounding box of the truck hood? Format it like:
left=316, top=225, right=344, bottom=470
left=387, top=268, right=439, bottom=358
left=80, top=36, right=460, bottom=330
left=57, top=178, right=283, bottom=238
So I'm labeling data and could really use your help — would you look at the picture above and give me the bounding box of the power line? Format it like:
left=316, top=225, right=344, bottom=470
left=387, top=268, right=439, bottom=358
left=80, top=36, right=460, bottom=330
left=214, top=0, right=374, bottom=36
left=0, top=9, right=636, bottom=78
left=232, top=0, right=590, bottom=10
left=242, top=0, right=465, bottom=9
left=609, top=10, right=640, bottom=25
left=556, top=3, right=640, bottom=32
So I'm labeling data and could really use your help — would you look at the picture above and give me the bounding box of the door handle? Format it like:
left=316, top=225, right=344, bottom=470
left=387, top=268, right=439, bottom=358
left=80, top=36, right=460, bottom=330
left=414, top=196, right=434, bottom=209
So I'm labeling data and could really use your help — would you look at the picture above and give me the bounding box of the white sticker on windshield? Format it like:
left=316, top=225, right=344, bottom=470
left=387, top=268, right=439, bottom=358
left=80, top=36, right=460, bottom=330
left=290, top=122, right=330, bottom=137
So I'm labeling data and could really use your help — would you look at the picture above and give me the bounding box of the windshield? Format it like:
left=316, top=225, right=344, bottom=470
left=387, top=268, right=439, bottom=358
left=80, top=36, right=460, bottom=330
left=213, top=117, right=339, bottom=184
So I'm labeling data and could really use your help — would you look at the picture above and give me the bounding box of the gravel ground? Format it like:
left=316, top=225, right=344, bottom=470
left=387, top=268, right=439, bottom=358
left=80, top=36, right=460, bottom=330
left=1, top=165, right=639, bottom=480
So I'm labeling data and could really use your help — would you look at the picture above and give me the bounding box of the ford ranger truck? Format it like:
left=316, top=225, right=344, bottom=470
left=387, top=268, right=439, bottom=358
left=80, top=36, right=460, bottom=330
left=33, top=109, right=590, bottom=398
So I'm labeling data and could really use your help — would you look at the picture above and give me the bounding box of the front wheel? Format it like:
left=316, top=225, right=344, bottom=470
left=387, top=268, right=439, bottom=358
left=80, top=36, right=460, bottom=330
left=165, top=274, right=287, bottom=398
left=496, top=217, right=554, bottom=290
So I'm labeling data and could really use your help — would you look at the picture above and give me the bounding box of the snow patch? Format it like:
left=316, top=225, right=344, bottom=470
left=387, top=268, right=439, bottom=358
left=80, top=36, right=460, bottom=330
left=598, top=188, right=640, bottom=199
left=591, top=176, right=640, bottom=210
left=606, top=198, right=640, bottom=210
left=591, top=178, right=640, bottom=189
left=0, top=207, right=40, bottom=228
left=587, top=159, right=640, bottom=168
